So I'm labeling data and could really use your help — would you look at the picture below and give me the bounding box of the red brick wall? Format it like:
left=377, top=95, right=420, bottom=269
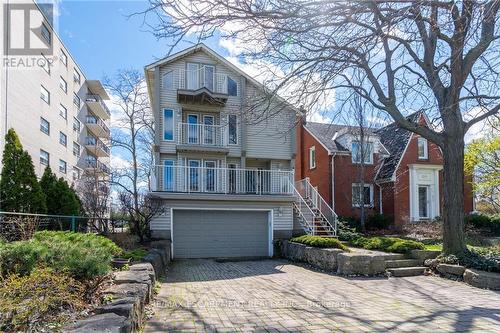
left=296, top=122, right=333, bottom=206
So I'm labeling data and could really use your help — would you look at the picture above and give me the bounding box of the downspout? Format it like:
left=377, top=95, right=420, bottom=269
left=376, top=183, right=383, bottom=214
left=331, top=153, right=336, bottom=211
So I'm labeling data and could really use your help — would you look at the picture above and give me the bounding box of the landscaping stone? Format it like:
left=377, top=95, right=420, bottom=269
left=385, top=259, right=422, bottom=269
left=95, top=297, right=142, bottom=332
left=113, top=270, right=153, bottom=301
left=65, top=313, right=132, bottom=333
left=103, top=282, right=150, bottom=304
left=410, top=250, right=441, bottom=261
left=304, top=246, right=343, bottom=271
left=337, top=252, right=386, bottom=275
left=463, top=269, right=500, bottom=290
left=387, top=267, right=426, bottom=277
left=424, top=258, right=439, bottom=268
left=436, top=264, right=466, bottom=277
left=129, top=263, right=156, bottom=285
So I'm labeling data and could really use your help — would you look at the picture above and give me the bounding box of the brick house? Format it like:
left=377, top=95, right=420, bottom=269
left=296, top=112, right=474, bottom=228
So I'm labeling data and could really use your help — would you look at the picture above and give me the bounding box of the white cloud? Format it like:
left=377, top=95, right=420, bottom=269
left=110, top=154, right=131, bottom=169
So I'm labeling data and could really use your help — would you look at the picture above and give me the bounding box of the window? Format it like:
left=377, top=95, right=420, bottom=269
left=227, top=77, right=238, bottom=96
left=352, top=183, right=373, bottom=207
left=73, top=117, right=81, bottom=132
left=41, top=54, right=50, bottom=74
left=351, top=141, right=373, bottom=164
left=163, top=109, right=174, bottom=141
left=40, top=117, right=50, bottom=135
left=163, top=160, right=174, bottom=191
left=309, top=146, right=316, bottom=169
left=60, top=49, right=68, bottom=66
left=41, top=23, right=51, bottom=44
left=40, top=85, right=50, bottom=104
left=73, top=69, right=81, bottom=84
left=72, top=142, right=80, bottom=157
left=59, top=132, right=67, bottom=147
left=72, top=167, right=81, bottom=181
left=40, top=150, right=49, bottom=165
left=228, top=114, right=238, bottom=145
left=59, top=159, right=67, bottom=174
left=163, top=71, right=174, bottom=89
left=59, top=104, right=67, bottom=120
left=418, top=137, right=428, bottom=160
left=73, top=93, right=81, bottom=108
left=59, top=76, right=67, bottom=93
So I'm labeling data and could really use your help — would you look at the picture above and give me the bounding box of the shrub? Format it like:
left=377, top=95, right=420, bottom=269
left=349, top=236, right=425, bottom=253
left=0, top=268, right=84, bottom=332
left=122, top=248, right=148, bottom=261
left=0, top=231, right=122, bottom=280
left=337, top=218, right=362, bottom=242
left=290, top=235, right=348, bottom=250
left=338, top=216, right=361, bottom=231
left=438, top=248, right=500, bottom=273
left=366, top=214, right=393, bottom=230
left=465, top=213, right=500, bottom=236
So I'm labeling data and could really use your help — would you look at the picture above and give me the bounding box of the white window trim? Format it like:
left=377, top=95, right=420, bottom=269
left=228, top=114, right=238, bottom=145
left=59, top=76, right=67, bottom=93
left=351, top=141, right=374, bottom=165
left=309, top=146, right=316, bottom=169
left=418, top=137, right=428, bottom=160
left=60, top=49, right=68, bottom=66
left=163, top=108, right=175, bottom=141
left=352, top=183, right=374, bottom=207
left=40, top=85, right=50, bottom=104
left=40, top=150, right=49, bottom=166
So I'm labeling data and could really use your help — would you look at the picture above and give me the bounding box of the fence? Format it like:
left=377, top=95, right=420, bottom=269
left=0, top=211, right=126, bottom=242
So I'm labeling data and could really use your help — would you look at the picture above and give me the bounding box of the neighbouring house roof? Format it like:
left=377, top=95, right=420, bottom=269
left=375, top=112, right=424, bottom=181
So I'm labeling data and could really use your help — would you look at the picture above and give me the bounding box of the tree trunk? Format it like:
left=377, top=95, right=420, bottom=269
left=442, top=136, right=467, bottom=255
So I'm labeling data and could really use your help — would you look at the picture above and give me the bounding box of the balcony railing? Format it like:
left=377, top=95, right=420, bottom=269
left=152, top=165, right=294, bottom=195
left=177, top=122, right=226, bottom=147
left=85, top=160, right=110, bottom=174
left=85, top=94, right=111, bottom=118
left=85, top=136, right=110, bottom=155
left=85, top=115, right=110, bottom=137
left=174, top=68, right=228, bottom=94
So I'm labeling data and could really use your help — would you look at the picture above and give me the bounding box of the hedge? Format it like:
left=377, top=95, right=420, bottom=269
left=290, top=235, right=348, bottom=250
left=350, top=236, right=425, bottom=253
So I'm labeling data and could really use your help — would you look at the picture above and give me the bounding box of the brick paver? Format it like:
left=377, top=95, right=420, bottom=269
left=145, top=259, right=500, bottom=332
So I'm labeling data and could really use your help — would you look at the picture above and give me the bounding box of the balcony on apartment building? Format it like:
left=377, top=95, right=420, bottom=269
left=152, top=164, right=294, bottom=196
left=85, top=136, right=110, bottom=157
left=85, top=159, right=110, bottom=175
left=85, top=115, right=110, bottom=138
left=172, top=67, right=229, bottom=106
left=176, top=122, right=228, bottom=153
left=86, top=80, right=111, bottom=120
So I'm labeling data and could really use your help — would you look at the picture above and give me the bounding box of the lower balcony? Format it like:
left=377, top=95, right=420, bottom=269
left=152, top=165, right=294, bottom=195
left=85, top=160, right=110, bottom=175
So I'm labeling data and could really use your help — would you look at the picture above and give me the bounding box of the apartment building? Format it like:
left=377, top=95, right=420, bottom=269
left=0, top=1, right=111, bottom=186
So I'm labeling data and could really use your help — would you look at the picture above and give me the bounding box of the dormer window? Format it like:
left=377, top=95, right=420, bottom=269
left=352, top=141, right=373, bottom=164
left=418, top=137, right=428, bottom=159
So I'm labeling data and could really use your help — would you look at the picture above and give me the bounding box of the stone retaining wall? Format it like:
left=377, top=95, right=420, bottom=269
left=64, top=240, right=171, bottom=333
left=427, top=262, right=500, bottom=290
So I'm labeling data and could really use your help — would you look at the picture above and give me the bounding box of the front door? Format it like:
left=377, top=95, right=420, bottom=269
left=187, top=114, right=199, bottom=144
left=418, top=185, right=430, bottom=219
left=188, top=160, right=200, bottom=192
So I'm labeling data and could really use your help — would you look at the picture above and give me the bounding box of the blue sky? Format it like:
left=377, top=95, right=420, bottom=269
left=56, top=0, right=225, bottom=80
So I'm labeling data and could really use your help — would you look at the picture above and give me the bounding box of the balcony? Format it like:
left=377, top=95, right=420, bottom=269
left=152, top=165, right=294, bottom=195
left=85, top=115, right=110, bottom=138
left=174, top=69, right=228, bottom=106
left=85, top=136, right=110, bottom=157
left=85, top=94, right=111, bottom=120
left=85, top=160, right=110, bottom=175
left=177, top=123, right=227, bottom=151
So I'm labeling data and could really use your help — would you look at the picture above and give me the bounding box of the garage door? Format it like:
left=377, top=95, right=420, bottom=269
left=173, top=210, right=270, bottom=259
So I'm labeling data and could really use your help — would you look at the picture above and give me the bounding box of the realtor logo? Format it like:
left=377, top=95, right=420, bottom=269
left=3, top=3, right=53, bottom=56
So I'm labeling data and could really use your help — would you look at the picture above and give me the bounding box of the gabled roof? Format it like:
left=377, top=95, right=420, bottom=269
left=144, top=43, right=300, bottom=114
left=304, top=122, right=379, bottom=154
left=375, top=111, right=425, bottom=181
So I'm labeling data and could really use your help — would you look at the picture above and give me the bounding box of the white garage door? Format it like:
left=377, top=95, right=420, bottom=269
left=172, top=210, right=270, bottom=259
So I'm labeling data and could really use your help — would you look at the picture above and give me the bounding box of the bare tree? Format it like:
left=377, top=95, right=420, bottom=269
left=141, top=0, right=500, bottom=255
left=76, top=169, right=111, bottom=233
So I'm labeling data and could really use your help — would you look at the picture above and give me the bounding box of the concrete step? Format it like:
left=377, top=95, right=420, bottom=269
left=387, top=267, right=427, bottom=277
left=385, top=259, right=422, bottom=269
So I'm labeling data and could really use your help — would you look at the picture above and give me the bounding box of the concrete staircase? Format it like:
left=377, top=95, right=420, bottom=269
left=385, top=250, right=441, bottom=277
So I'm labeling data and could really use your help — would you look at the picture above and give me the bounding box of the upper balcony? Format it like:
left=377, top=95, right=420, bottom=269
left=85, top=136, right=110, bottom=157
left=172, top=68, right=229, bottom=106
left=85, top=115, right=110, bottom=138
left=176, top=122, right=227, bottom=152
left=85, top=94, right=111, bottom=120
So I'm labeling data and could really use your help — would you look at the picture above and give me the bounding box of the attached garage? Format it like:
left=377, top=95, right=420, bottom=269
left=172, top=210, right=271, bottom=259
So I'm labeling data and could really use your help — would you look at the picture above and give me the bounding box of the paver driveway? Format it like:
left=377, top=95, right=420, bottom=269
left=146, top=259, right=500, bottom=332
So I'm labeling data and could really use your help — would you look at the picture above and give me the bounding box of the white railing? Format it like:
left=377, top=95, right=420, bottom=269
left=174, top=68, right=228, bottom=94
left=292, top=185, right=316, bottom=235
left=295, top=178, right=337, bottom=236
left=153, top=165, right=293, bottom=195
left=177, top=122, right=226, bottom=146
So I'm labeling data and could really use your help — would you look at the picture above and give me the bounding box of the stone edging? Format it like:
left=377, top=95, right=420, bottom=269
left=64, top=240, right=171, bottom=333
left=425, top=260, right=500, bottom=290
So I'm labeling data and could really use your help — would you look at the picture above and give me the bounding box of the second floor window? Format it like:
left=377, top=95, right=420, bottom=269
left=228, top=114, right=238, bottom=145
left=163, top=109, right=174, bottom=141
left=309, top=146, right=316, bottom=169
left=59, top=76, right=67, bottom=93
left=352, top=141, right=373, bottom=164
left=59, top=132, right=67, bottom=147
left=59, top=104, right=67, bottom=120
left=40, top=85, right=50, bottom=104
left=40, top=117, right=50, bottom=135
left=73, top=142, right=80, bottom=157
left=40, top=149, right=49, bottom=166
left=418, top=137, right=428, bottom=159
